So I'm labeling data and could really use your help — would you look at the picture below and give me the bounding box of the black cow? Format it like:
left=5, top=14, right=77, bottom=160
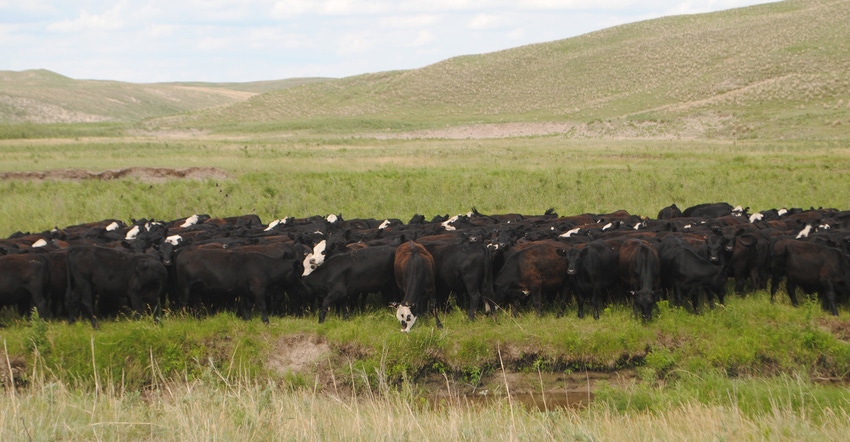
left=174, top=247, right=302, bottom=323
left=294, top=245, right=398, bottom=323
left=493, top=240, right=570, bottom=317
left=658, top=235, right=727, bottom=312
left=0, top=254, right=51, bottom=318
left=617, top=238, right=662, bottom=321
left=392, top=241, right=440, bottom=332
left=657, top=204, right=682, bottom=220
left=682, top=202, right=736, bottom=219
left=66, top=245, right=168, bottom=328
left=770, top=239, right=849, bottom=315
left=564, top=239, right=620, bottom=319
left=728, top=230, right=770, bottom=294
left=422, top=240, right=494, bottom=321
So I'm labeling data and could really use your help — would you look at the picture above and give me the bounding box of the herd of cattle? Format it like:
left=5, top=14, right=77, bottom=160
left=1, top=202, right=850, bottom=331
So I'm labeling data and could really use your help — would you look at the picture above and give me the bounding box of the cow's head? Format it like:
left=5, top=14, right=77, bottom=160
left=564, top=247, right=584, bottom=276
left=302, top=239, right=327, bottom=277
left=392, top=303, right=417, bottom=333
left=157, top=235, right=183, bottom=266
left=629, top=289, right=657, bottom=321
left=704, top=234, right=728, bottom=264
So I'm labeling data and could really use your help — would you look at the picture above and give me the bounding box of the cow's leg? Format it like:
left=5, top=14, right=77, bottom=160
left=319, top=287, right=345, bottom=323
left=786, top=281, right=799, bottom=306
left=257, top=289, right=270, bottom=324
left=531, top=286, right=544, bottom=317
left=432, top=302, right=443, bottom=329
left=245, top=279, right=268, bottom=323
left=734, top=268, right=747, bottom=295
left=466, top=288, right=480, bottom=321
left=821, top=280, right=839, bottom=316
left=576, top=290, right=586, bottom=319
left=77, top=283, right=98, bottom=329
left=689, top=286, right=701, bottom=314
left=591, top=287, right=602, bottom=320
left=30, top=280, right=50, bottom=319
left=769, top=270, right=783, bottom=303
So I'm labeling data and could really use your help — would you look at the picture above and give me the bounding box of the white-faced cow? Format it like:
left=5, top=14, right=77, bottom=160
left=294, top=244, right=398, bottom=323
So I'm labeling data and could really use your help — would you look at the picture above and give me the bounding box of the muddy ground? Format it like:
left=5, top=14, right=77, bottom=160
left=266, top=334, right=637, bottom=410
left=0, top=166, right=229, bottom=183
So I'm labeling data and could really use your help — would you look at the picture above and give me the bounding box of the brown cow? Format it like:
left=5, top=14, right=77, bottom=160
left=392, top=241, right=440, bottom=332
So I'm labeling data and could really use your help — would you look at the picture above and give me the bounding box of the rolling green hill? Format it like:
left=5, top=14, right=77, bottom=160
left=0, top=69, right=331, bottom=124
left=164, top=0, right=850, bottom=139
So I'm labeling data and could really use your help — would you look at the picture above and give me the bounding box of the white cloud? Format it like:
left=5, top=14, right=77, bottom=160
left=411, top=30, right=435, bottom=47
left=271, top=0, right=315, bottom=18
left=248, top=27, right=307, bottom=49
left=46, top=1, right=131, bottom=33
left=197, top=37, right=232, bottom=51
left=147, top=24, right=177, bottom=38
left=468, top=13, right=507, bottom=30
left=507, top=28, right=525, bottom=40
left=336, top=31, right=377, bottom=55
left=379, top=14, right=441, bottom=29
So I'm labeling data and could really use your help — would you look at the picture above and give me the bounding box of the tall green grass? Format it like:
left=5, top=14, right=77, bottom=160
left=1, top=136, right=848, bottom=236
left=0, top=122, right=130, bottom=140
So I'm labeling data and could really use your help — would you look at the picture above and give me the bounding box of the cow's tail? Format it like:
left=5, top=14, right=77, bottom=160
left=768, top=240, right=789, bottom=300
left=482, top=246, right=496, bottom=315
left=65, top=248, right=76, bottom=322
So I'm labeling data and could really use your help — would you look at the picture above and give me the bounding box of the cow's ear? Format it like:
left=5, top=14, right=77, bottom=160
left=389, top=302, right=400, bottom=309
left=556, top=248, right=567, bottom=256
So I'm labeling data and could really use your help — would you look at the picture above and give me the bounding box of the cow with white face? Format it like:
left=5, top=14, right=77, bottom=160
left=302, top=239, right=327, bottom=277
left=395, top=304, right=417, bottom=333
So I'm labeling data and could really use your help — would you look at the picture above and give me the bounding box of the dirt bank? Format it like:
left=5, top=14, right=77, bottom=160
left=0, top=167, right=229, bottom=183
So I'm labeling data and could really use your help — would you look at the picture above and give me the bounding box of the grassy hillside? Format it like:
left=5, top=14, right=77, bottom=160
left=0, top=70, right=332, bottom=124
left=160, top=78, right=333, bottom=94
left=164, top=0, right=850, bottom=139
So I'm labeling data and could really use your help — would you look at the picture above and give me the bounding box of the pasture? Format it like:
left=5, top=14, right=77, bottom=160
left=2, top=131, right=850, bottom=440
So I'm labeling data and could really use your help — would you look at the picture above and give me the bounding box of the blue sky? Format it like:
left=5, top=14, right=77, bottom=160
left=1, top=1, right=777, bottom=83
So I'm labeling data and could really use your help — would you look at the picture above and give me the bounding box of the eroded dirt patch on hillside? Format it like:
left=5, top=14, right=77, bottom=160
left=267, top=334, right=332, bottom=376
left=0, top=167, right=229, bottom=183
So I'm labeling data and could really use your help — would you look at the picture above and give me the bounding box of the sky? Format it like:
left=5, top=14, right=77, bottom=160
left=1, top=1, right=778, bottom=84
